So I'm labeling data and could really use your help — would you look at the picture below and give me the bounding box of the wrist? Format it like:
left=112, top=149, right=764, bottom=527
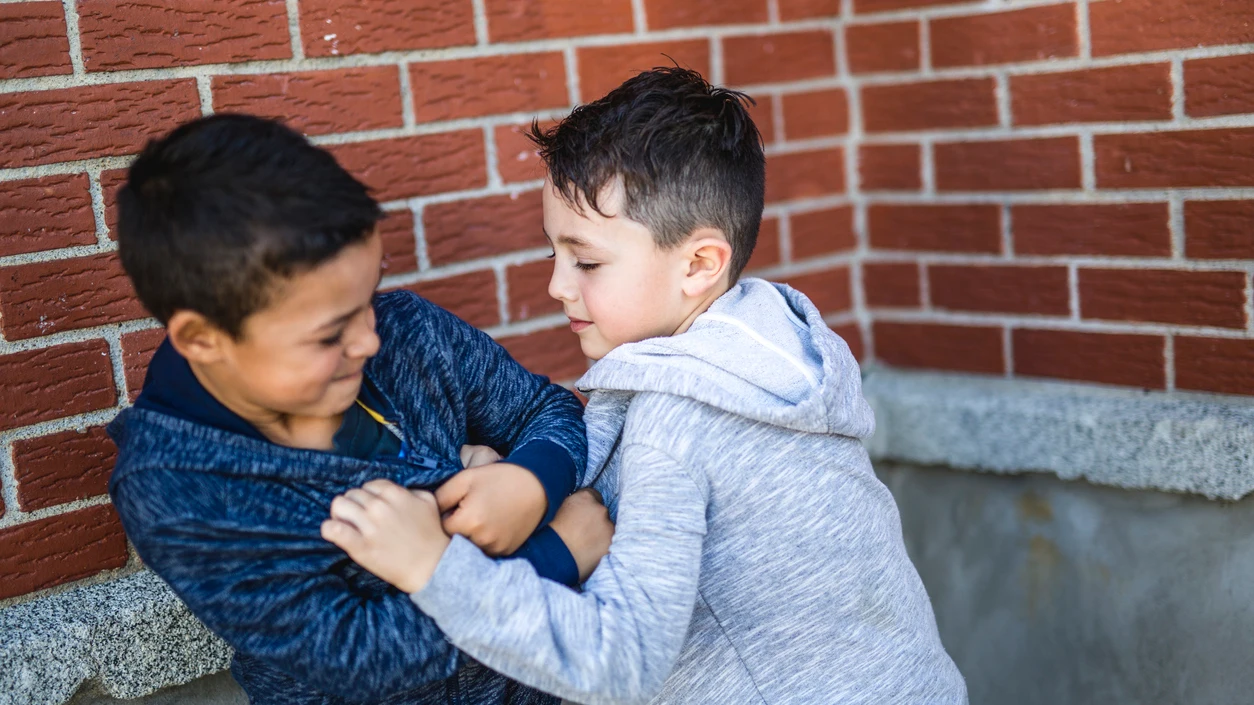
left=399, top=533, right=452, bottom=594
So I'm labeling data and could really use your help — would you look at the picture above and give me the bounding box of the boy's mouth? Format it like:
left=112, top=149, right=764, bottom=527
left=568, top=317, right=592, bottom=333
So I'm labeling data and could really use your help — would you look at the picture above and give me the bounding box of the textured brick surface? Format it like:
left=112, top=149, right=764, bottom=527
left=1011, top=64, right=1172, bottom=125
left=410, top=54, right=568, bottom=122
left=723, top=30, right=836, bottom=86
left=747, top=218, right=782, bottom=271
left=931, top=4, right=1077, bottom=68
left=786, top=267, right=852, bottom=315
left=859, top=144, right=921, bottom=191
left=1176, top=337, right=1254, bottom=396
left=0, top=81, right=201, bottom=169
left=405, top=270, right=500, bottom=328
left=0, top=2, right=70, bottom=79
left=832, top=323, right=864, bottom=361
left=782, top=89, right=848, bottom=139
left=930, top=265, right=1071, bottom=315
left=425, top=191, right=547, bottom=266
left=1014, top=329, right=1165, bottom=389
left=1080, top=269, right=1248, bottom=328
left=121, top=327, right=166, bottom=401
left=644, top=0, right=767, bottom=29
left=1090, top=0, right=1254, bottom=56
left=13, top=427, right=116, bottom=511
left=764, top=148, right=845, bottom=203
left=329, top=131, right=486, bottom=201
left=499, top=326, right=588, bottom=381
left=79, top=0, right=289, bottom=71
left=0, top=175, right=97, bottom=257
left=0, top=254, right=145, bottom=340
left=779, top=0, right=841, bottom=20
left=507, top=260, right=563, bottom=321
left=846, top=21, right=919, bottom=74
left=0, top=505, right=128, bottom=601
left=1185, top=55, right=1254, bottom=118
left=936, top=136, right=1081, bottom=191
left=577, top=40, right=711, bottom=103
left=1185, top=201, right=1254, bottom=259
left=212, top=67, right=404, bottom=136
left=862, top=79, right=997, bottom=133
left=378, top=210, right=418, bottom=275
left=1013, top=203, right=1171, bottom=257
left=495, top=123, right=550, bottom=184
left=0, top=341, right=116, bottom=432
left=864, top=261, right=920, bottom=308
left=299, top=0, right=475, bottom=56
left=485, top=0, right=633, bottom=42
left=1095, top=129, right=1254, bottom=188
left=854, top=0, right=969, bottom=13
left=101, top=169, right=127, bottom=238
left=748, top=95, right=776, bottom=144
left=874, top=322, right=1005, bottom=374
left=791, top=207, right=856, bottom=259
left=868, top=204, right=1002, bottom=253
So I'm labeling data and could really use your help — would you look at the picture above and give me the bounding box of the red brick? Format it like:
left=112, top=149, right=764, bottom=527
left=0, top=504, right=128, bottom=601
left=1014, top=203, right=1171, bottom=257
left=101, top=169, right=127, bottom=238
left=765, top=148, right=845, bottom=204
left=832, top=323, right=864, bottom=361
left=485, top=0, right=633, bottom=42
left=0, top=341, right=116, bottom=431
left=1186, top=55, right=1254, bottom=118
left=782, top=89, right=848, bottom=140
left=78, top=0, right=289, bottom=71
left=378, top=210, right=418, bottom=275
left=787, top=267, right=852, bottom=315
left=13, top=427, right=116, bottom=512
left=121, top=327, right=166, bottom=401
left=1012, top=64, right=1172, bottom=125
left=937, top=137, right=1081, bottom=191
left=495, top=122, right=550, bottom=184
left=1091, top=0, right=1254, bottom=57
left=932, top=4, right=1077, bottom=68
left=0, top=81, right=201, bottom=169
left=748, top=94, right=777, bottom=145
left=645, top=0, right=767, bottom=29
left=0, top=254, right=144, bottom=340
left=791, top=207, right=856, bottom=259
left=212, top=67, right=403, bottom=136
left=864, top=261, right=920, bottom=307
left=1095, top=128, right=1254, bottom=189
left=410, top=53, right=568, bottom=122
left=1080, top=269, right=1247, bottom=328
left=405, top=270, right=500, bottom=328
left=1176, top=337, right=1254, bottom=396
left=425, top=191, right=546, bottom=266
left=861, top=79, right=997, bottom=133
left=0, top=175, right=96, bottom=257
left=869, top=204, right=1002, bottom=253
left=1014, top=329, right=1165, bottom=389
left=576, top=39, right=711, bottom=103
left=873, top=321, right=1005, bottom=374
left=930, top=265, right=1070, bottom=315
left=860, top=144, right=922, bottom=191
left=747, top=218, right=782, bottom=271
left=507, top=260, right=563, bottom=321
left=329, top=131, right=486, bottom=202
left=300, top=0, right=475, bottom=57
left=723, top=30, right=836, bottom=86
left=846, top=21, right=920, bottom=74
left=854, top=0, right=970, bottom=13
left=779, top=0, right=841, bottom=20
left=499, top=326, right=588, bottom=381
left=1186, top=201, right=1254, bottom=259
left=0, top=2, right=70, bottom=79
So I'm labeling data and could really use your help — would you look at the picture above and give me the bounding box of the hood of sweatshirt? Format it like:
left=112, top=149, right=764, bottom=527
left=576, top=277, right=874, bottom=440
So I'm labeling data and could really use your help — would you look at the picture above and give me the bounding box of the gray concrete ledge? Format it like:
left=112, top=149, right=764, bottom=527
left=863, top=368, right=1254, bottom=500
left=0, top=571, right=231, bottom=705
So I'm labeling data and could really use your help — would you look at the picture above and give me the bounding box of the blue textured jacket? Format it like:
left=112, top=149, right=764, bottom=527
left=108, top=291, right=587, bottom=705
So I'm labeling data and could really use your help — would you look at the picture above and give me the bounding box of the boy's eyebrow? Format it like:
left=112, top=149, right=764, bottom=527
left=556, top=233, right=594, bottom=248
left=317, top=269, right=384, bottom=332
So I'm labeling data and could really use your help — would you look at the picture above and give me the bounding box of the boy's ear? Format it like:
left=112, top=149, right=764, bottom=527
left=167, top=310, right=231, bottom=364
left=682, top=228, right=733, bottom=297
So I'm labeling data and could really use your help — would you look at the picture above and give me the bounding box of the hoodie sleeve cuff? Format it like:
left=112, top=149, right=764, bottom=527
left=508, top=525, right=580, bottom=587
left=504, top=439, right=577, bottom=526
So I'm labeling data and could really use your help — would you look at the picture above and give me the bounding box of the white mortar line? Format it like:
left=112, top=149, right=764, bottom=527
left=919, top=261, right=932, bottom=311
left=1170, top=58, right=1186, bottom=121
left=919, top=139, right=936, bottom=194
left=1075, top=0, right=1091, bottom=60
left=1164, top=335, right=1176, bottom=390
left=1067, top=263, right=1079, bottom=320
left=86, top=167, right=109, bottom=245
left=918, top=17, right=932, bottom=75
left=483, top=124, right=503, bottom=189
left=1079, top=131, right=1095, bottom=190
left=1003, top=325, right=1013, bottom=377
left=631, top=0, right=648, bottom=33
left=770, top=90, right=786, bottom=143
left=398, top=62, right=417, bottom=128
left=103, top=330, right=130, bottom=406
left=999, top=204, right=1012, bottom=257
left=283, top=0, right=305, bottom=60
left=411, top=204, right=431, bottom=271
left=563, top=46, right=581, bottom=105
left=767, top=0, right=781, bottom=25
left=60, top=0, right=84, bottom=76
left=710, top=35, right=726, bottom=85
left=1247, top=270, right=1254, bottom=333
left=1168, top=194, right=1185, bottom=260
left=471, top=0, right=489, bottom=45
left=778, top=212, right=794, bottom=263
left=493, top=263, right=511, bottom=325
left=195, top=75, right=214, bottom=115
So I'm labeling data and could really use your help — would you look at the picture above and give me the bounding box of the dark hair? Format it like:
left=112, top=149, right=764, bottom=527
left=529, top=67, right=766, bottom=281
left=117, top=114, right=382, bottom=338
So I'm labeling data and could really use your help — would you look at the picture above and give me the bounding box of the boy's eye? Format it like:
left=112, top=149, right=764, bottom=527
left=319, top=332, right=344, bottom=347
left=546, top=251, right=555, bottom=260
left=575, top=261, right=600, bottom=272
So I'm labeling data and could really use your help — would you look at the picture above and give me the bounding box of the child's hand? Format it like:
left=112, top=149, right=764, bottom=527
left=321, top=479, right=450, bottom=594
left=436, top=463, right=546, bottom=556
left=549, top=489, right=615, bottom=582
left=459, top=444, right=502, bottom=468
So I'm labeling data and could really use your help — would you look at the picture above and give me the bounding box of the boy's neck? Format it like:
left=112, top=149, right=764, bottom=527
left=670, top=280, right=732, bottom=338
left=188, top=361, right=344, bottom=451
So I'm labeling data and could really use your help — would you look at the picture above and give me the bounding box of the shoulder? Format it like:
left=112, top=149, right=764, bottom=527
left=622, top=392, right=723, bottom=459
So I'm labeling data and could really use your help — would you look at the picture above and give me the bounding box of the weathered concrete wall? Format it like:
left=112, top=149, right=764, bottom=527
left=879, top=462, right=1254, bottom=705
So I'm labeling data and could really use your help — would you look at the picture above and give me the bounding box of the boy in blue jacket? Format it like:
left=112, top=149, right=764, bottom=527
left=107, top=114, right=612, bottom=705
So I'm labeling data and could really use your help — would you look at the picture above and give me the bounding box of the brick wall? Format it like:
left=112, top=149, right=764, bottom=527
left=1, top=0, right=1252, bottom=604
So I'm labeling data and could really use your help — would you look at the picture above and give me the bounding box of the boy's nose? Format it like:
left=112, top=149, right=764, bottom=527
left=348, top=309, right=381, bottom=359
left=548, top=263, right=575, bottom=303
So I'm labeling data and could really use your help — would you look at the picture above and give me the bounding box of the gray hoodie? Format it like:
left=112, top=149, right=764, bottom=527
left=414, top=278, right=967, bottom=705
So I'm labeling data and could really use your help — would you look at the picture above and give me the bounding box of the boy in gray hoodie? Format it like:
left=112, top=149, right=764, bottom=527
left=322, top=68, right=967, bottom=705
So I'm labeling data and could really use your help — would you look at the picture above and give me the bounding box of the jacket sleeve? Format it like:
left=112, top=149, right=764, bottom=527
left=426, top=298, right=587, bottom=525
left=113, top=476, right=460, bottom=703
left=412, top=443, right=708, bottom=705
